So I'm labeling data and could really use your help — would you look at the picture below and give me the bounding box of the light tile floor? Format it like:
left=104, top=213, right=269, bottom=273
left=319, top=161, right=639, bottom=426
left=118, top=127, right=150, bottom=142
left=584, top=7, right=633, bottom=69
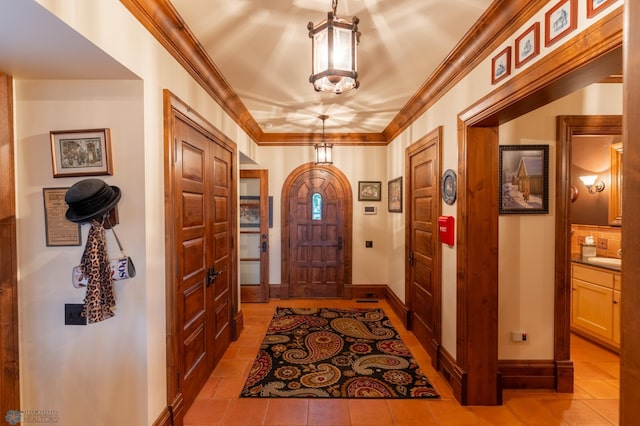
left=184, top=299, right=619, bottom=425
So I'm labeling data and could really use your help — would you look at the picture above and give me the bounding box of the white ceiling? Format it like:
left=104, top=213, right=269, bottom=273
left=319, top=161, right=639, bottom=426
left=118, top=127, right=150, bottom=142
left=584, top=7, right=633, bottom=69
left=0, top=0, right=494, bottom=134
left=170, top=0, right=493, bottom=134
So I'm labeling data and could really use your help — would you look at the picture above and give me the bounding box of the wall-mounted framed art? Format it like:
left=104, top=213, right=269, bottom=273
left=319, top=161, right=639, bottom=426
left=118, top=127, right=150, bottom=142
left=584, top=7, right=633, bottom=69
left=499, top=145, right=549, bottom=214
left=587, top=0, right=617, bottom=19
left=515, top=22, right=540, bottom=68
left=49, top=128, right=113, bottom=177
left=491, top=46, right=511, bottom=85
left=544, top=0, right=578, bottom=47
left=388, top=177, right=402, bottom=212
left=358, top=181, right=381, bottom=201
left=42, top=187, right=81, bottom=246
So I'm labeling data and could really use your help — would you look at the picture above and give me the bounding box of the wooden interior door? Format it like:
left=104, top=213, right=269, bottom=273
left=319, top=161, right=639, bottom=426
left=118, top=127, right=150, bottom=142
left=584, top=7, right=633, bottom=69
left=168, top=110, right=235, bottom=420
left=239, top=169, right=269, bottom=303
left=287, top=167, right=347, bottom=298
left=405, top=127, right=442, bottom=367
left=209, top=141, right=234, bottom=366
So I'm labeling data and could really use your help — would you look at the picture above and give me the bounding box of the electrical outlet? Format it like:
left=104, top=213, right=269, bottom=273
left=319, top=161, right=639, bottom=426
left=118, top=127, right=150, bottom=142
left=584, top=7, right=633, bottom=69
left=65, top=304, right=86, bottom=325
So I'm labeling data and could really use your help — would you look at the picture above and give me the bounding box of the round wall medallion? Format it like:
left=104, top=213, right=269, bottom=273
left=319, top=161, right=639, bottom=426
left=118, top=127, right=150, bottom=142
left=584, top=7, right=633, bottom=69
left=441, top=169, right=457, bottom=205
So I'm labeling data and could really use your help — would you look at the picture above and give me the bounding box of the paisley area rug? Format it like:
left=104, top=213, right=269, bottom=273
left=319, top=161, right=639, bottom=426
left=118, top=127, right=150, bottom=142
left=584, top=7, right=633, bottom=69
left=240, top=307, right=440, bottom=398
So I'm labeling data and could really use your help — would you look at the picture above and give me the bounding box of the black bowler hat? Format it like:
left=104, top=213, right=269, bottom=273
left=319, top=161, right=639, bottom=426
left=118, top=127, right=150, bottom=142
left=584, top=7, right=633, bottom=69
left=65, top=179, right=121, bottom=223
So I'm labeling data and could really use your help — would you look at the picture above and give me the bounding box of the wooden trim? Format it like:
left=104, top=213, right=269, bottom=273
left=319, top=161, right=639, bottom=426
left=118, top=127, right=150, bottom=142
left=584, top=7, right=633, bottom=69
left=120, top=0, right=542, bottom=146
left=460, top=8, right=623, bottom=126
left=151, top=406, right=172, bottom=426
left=385, top=287, right=409, bottom=329
left=456, top=124, right=500, bottom=406
left=498, top=360, right=557, bottom=389
left=0, top=73, right=19, bottom=418
left=438, top=347, right=466, bottom=405
left=622, top=3, right=640, bottom=418
left=344, top=284, right=387, bottom=300
left=384, top=0, right=547, bottom=142
left=120, top=0, right=264, bottom=142
left=233, top=310, right=244, bottom=341
left=280, top=163, right=353, bottom=297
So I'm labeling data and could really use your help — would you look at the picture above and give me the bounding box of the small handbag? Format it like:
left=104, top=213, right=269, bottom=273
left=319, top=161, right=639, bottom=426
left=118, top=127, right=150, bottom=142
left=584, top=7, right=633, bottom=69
left=72, top=224, right=135, bottom=288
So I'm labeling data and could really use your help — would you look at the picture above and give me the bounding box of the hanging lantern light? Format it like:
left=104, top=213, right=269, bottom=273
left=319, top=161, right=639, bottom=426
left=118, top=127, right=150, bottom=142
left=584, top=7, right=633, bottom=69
left=315, top=115, right=333, bottom=165
left=308, top=0, right=360, bottom=94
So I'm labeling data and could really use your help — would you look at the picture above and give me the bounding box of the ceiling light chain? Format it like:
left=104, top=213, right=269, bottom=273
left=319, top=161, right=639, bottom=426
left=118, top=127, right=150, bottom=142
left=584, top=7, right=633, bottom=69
left=308, top=0, right=360, bottom=94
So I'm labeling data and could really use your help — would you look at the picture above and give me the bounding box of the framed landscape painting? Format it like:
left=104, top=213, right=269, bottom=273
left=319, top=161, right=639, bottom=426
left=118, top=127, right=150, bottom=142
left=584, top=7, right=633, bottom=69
left=499, top=145, right=549, bottom=214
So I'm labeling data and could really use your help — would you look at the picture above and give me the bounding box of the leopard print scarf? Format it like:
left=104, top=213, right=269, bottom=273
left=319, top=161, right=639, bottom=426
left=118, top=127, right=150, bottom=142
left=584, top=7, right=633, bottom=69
left=81, top=220, right=115, bottom=323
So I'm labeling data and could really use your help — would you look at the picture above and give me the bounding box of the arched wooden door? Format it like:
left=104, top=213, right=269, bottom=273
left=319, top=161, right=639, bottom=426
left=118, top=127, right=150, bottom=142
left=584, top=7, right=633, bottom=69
left=281, top=164, right=352, bottom=298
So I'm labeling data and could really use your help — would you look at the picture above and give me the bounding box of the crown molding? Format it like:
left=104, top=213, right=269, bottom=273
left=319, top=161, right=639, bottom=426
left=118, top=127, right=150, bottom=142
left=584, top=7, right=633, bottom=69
left=120, top=0, right=546, bottom=146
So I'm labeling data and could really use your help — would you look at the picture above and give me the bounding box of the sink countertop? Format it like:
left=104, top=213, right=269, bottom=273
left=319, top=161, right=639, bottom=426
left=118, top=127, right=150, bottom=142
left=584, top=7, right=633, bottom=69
left=571, top=254, right=621, bottom=272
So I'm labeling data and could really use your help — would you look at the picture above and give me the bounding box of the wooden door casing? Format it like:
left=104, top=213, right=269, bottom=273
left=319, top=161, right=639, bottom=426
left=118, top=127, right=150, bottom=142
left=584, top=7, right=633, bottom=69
left=405, top=127, right=442, bottom=369
left=164, top=90, right=237, bottom=425
left=239, top=169, right=269, bottom=303
left=281, top=164, right=352, bottom=298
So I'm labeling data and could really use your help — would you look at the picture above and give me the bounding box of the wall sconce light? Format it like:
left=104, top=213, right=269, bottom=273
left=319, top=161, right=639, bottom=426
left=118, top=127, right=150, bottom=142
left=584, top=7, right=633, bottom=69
left=315, top=115, right=333, bottom=165
left=579, top=175, right=605, bottom=194
left=308, top=0, right=360, bottom=94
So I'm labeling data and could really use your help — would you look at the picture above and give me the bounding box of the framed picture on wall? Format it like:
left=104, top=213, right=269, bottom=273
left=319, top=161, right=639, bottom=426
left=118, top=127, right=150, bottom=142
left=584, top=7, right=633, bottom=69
left=544, top=0, right=578, bottom=47
left=515, top=22, right=540, bottom=68
left=42, top=187, right=81, bottom=246
left=49, top=128, right=113, bottom=177
left=358, top=181, right=381, bottom=201
left=491, top=46, right=511, bottom=85
left=587, top=0, right=617, bottom=19
left=388, top=177, right=402, bottom=212
left=499, top=145, right=549, bottom=214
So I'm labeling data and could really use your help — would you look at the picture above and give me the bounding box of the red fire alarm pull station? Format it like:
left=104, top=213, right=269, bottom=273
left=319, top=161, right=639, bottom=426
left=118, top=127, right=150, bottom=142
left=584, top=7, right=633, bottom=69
left=438, top=216, right=455, bottom=246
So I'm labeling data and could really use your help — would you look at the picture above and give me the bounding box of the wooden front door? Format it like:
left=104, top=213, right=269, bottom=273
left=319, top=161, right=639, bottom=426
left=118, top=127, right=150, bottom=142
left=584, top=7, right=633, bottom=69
left=405, top=127, right=442, bottom=367
left=282, top=164, right=352, bottom=298
left=165, top=91, right=236, bottom=423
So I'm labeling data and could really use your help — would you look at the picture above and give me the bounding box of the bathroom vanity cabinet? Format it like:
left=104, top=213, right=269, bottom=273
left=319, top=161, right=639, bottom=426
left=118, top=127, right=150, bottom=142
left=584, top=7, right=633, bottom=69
left=571, top=262, right=621, bottom=352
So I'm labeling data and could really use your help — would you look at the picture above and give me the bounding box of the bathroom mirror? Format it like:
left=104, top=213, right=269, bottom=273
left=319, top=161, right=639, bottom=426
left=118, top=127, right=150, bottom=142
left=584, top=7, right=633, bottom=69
left=609, top=142, right=622, bottom=226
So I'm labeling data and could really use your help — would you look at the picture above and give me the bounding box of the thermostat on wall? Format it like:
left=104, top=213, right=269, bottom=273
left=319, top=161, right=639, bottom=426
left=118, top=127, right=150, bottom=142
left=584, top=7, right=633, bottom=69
left=363, top=206, right=377, bottom=215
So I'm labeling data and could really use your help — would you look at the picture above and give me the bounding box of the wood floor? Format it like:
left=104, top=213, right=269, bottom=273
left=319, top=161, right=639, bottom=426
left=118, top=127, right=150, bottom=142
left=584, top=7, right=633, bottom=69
left=184, top=299, right=620, bottom=425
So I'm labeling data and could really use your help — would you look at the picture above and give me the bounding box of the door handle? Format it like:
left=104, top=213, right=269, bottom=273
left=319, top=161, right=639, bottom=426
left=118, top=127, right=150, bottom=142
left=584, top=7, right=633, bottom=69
left=338, top=236, right=343, bottom=250
left=207, top=267, right=222, bottom=287
left=262, top=241, right=268, bottom=252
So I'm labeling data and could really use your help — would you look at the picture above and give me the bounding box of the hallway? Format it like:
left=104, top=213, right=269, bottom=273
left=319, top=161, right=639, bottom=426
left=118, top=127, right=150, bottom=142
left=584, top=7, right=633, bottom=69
left=184, top=299, right=620, bottom=425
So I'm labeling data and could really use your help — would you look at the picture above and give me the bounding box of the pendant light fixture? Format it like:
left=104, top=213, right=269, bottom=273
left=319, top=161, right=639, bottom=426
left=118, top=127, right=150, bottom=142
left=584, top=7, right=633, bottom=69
left=308, top=0, right=360, bottom=94
left=315, top=115, right=333, bottom=165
